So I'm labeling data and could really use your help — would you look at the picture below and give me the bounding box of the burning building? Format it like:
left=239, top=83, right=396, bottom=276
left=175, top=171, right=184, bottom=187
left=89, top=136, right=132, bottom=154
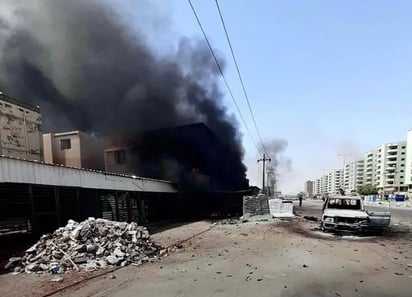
left=105, top=123, right=248, bottom=192
left=0, top=1, right=249, bottom=219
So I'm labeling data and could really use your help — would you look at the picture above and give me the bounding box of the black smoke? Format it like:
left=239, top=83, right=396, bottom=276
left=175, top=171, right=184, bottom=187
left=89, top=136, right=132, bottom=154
left=0, top=0, right=247, bottom=190
left=264, top=139, right=292, bottom=191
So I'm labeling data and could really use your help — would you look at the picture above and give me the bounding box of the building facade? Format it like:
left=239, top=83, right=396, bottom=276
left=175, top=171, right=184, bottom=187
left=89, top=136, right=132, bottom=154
left=406, top=130, right=412, bottom=196
left=363, top=150, right=376, bottom=186
left=312, top=129, right=412, bottom=198
left=374, top=142, right=407, bottom=193
left=304, top=180, right=314, bottom=198
left=43, top=131, right=104, bottom=170
left=313, top=178, right=322, bottom=196
left=0, top=92, right=42, bottom=160
left=343, top=159, right=364, bottom=194
left=327, top=169, right=343, bottom=195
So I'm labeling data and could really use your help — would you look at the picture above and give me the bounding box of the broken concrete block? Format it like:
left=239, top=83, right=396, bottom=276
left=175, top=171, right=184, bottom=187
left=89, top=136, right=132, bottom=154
left=4, top=257, right=22, bottom=270
left=106, top=255, right=120, bottom=265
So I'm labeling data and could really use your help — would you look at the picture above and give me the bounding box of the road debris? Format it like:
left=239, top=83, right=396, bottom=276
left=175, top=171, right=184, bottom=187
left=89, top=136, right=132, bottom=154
left=50, top=276, right=63, bottom=282
left=6, top=217, right=171, bottom=274
left=303, top=216, right=318, bottom=222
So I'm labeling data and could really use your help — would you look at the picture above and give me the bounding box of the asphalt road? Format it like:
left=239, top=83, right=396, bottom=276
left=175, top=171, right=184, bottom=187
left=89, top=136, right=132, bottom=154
left=295, top=199, right=412, bottom=226
left=366, top=205, right=412, bottom=225
left=4, top=203, right=412, bottom=297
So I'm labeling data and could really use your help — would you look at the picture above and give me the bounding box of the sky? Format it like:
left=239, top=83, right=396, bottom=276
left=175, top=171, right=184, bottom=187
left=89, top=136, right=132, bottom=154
left=117, top=0, right=412, bottom=194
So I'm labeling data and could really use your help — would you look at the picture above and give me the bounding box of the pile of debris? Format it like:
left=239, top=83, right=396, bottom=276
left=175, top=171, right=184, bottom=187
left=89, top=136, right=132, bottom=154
left=6, top=218, right=166, bottom=274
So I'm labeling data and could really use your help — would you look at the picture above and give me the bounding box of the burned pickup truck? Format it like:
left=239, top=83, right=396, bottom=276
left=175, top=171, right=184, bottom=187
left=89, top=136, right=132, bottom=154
left=321, top=196, right=390, bottom=233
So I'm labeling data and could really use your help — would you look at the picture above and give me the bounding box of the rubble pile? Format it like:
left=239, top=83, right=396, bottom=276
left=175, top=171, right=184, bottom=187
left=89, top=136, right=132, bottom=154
left=7, top=218, right=164, bottom=274
left=243, top=194, right=269, bottom=218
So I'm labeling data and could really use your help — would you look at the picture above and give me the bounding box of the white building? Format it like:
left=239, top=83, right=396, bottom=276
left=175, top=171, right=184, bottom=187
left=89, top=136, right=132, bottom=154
left=313, top=178, right=321, bottom=196
left=321, top=174, right=329, bottom=195
left=363, top=150, right=376, bottom=185
left=312, top=128, right=412, bottom=198
left=374, top=142, right=407, bottom=194
left=0, top=92, right=42, bottom=160
left=406, top=130, right=412, bottom=196
left=326, top=169, right=343, bottom=195
left=344, top=159, right=364, bottom=194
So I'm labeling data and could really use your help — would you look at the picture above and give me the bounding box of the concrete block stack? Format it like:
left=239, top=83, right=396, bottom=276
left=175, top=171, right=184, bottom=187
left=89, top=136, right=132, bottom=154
left=5, top=217, right=165, bottom=274
left=242, top=194, right=270, bottom=217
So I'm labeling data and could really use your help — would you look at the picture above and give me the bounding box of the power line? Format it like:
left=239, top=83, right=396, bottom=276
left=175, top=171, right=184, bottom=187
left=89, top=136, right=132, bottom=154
left=187, top=0, right=260, bottom=153
left=214, top=0, right=268, bottom=156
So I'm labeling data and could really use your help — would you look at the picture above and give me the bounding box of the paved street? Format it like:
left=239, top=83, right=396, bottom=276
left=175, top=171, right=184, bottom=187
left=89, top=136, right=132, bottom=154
left=296, top=199, right=412, bottom=227
left=3, top=201, right=412, bottom=297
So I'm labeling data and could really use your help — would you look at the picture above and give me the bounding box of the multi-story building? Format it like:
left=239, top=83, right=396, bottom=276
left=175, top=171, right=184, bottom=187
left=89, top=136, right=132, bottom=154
left=406, top=130, right=412, bottom=196
left=374, top=141, right=407, bottom=194
left=321, top=174, right=329, bottom=195
left=313, top=178, right=321, bottom=196
left=0, top=92, right=42, bottom=160
left=43, top=131, right=105, bottom=170
left=326, top=169, right=343, bottom=195
left=343, top=159, right=364, bottom=194
left=311, top=128, right=412, bottom=198
left=304, top=180, right=313, bottom=198
left=363, top=150, right=376, bottom=185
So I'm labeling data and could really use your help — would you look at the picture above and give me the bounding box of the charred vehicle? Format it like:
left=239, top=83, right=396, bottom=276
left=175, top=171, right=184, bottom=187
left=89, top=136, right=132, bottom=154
left=321, top=196, right=390, bottom=232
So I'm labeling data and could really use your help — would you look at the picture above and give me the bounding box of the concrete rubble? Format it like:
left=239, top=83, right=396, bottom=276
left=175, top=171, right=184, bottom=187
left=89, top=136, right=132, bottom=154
left=6, top=217, right=170, bottom=274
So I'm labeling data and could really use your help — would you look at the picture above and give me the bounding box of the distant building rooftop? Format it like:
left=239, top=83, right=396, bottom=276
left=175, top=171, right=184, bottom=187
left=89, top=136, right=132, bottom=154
left=0, top=92, right=40, bottom=113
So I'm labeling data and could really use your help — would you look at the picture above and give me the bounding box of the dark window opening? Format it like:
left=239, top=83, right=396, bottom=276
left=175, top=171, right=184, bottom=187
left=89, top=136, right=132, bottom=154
left=60, top=139, right=71, bottom=150
left=115, top=150, right=126, bottom=164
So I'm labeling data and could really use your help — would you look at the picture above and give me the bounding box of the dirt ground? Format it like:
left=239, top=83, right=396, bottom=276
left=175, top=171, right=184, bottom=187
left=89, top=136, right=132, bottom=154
left=2, top=201, right=412, bottom=297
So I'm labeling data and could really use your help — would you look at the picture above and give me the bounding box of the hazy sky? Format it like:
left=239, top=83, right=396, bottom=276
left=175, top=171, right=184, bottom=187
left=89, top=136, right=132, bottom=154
left=119, top=0, right=412, bottom=193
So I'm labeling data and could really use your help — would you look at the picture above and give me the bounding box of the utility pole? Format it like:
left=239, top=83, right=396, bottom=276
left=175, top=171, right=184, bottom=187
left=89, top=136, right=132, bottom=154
left=258, top=153, right=271, bottom=194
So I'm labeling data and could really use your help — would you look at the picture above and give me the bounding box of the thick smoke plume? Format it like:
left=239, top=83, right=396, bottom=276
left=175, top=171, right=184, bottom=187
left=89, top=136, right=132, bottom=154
left=0, top=0, right=247, bottom=189
left=264, top=139, right=292, bottom=190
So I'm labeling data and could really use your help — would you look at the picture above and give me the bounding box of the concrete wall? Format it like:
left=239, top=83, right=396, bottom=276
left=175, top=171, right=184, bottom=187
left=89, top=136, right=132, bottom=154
left=51, top=131, right=82, bottom=168
left=43, top=131, right=105, bottom=170
left=0, top=95, right=42, bottom=161
left=79, top=132, right=104, bottom=170
left=104, top=147, right=133, bottom=174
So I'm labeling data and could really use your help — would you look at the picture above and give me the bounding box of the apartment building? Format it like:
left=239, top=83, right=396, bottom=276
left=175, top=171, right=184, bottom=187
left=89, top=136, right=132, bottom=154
left=0, top=92, right=42, bottom=160
left=327, top=170, right=343, bottom=195
left=312, top=129, right=412, bottom=197
left=321, top=174, right=329, bottom=195
left=43, top=131, right=105, bottom=170
left=406, top=130, right=412, bottom=196
left=374, top=142, right=407, bottom=193
left=363, top=150, right=376, bottom=185
left=313, top=178, right=321, bottom=196
left=304, top=180, right=314, bottom=198
left=343, top=159, right=364, bottom=194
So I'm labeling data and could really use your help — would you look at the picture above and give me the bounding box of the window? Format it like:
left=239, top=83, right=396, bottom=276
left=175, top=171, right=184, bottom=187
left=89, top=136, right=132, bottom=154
left=401, top=158, right=405, bottom=161
left=115, top=150, right=126, bottom=164
left=60, top=139, right=71, bottom=150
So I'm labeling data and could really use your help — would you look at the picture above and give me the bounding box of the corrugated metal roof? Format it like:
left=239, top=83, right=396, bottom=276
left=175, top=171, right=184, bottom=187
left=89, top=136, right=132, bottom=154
left=0, top=155, right=177, bottom=193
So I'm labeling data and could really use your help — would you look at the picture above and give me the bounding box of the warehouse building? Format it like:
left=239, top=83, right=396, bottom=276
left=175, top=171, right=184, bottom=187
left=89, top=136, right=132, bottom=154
left=0, top=92, right=42, bottom=161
